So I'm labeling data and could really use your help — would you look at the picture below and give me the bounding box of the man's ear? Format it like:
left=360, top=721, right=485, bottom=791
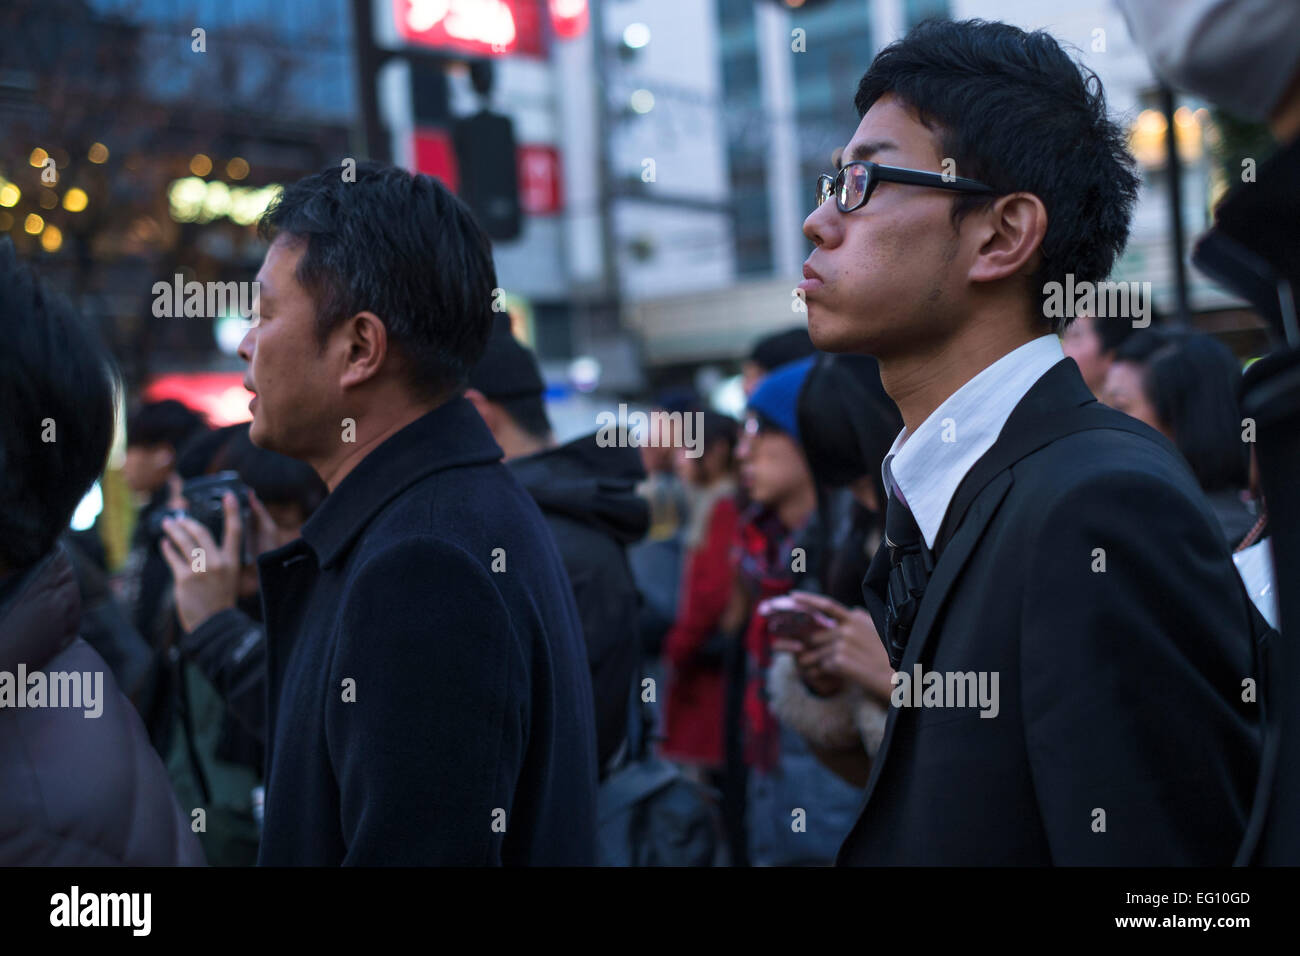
left=967, top=192, right=1049, bottom=286
left=338, top=311, right=389, bottom=390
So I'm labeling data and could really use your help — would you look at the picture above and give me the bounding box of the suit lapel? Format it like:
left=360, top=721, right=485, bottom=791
left=838, top=469, right=1015, bottom=861
left=838, top=359, right=1100, bottom=863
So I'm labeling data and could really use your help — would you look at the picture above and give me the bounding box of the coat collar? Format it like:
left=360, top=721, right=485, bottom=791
left=299, top=395, right=503, bottom=570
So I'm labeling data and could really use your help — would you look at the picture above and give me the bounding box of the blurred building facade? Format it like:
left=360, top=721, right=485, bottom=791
left=1, top=0, right=1268, bottom=406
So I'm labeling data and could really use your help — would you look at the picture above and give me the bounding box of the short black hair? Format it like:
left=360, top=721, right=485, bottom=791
left=855, top=19, right=1140, bottom=331
left=750, top=327, right=816, bottom=373
left=496, top=393, right=553, bottom=443
left=259, top=161, right=498, bottom=400
left=1143, top=334, right=1249, bottom=493
left=126, top=399, right=208, bottom=449
left=0, top=239, right=118, bottom=571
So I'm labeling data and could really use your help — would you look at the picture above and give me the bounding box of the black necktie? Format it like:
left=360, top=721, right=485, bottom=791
left=861, top=479, right=935, bottom=670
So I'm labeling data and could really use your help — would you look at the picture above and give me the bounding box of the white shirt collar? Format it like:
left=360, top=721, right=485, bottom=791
left=884, top=334, right=1065, bottom=549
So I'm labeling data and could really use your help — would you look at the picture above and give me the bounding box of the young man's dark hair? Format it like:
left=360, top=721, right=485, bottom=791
left=0, top=239, right=204, bottom=866
left=0, top=240, right=117, bottom=572
left=127, top=399, right=207, bottom=451
left=854, top=18, right=1140, bottom=330
left=258, top=161, right=496, bottom=400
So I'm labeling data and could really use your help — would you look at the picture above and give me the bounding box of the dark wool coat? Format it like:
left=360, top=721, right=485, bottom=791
left=256, top=397, right=598, bottom=865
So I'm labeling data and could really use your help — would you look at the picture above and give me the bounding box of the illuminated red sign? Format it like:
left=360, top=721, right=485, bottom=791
left=413, top=128, right=459, bottom=191
left=548, top=0, right=588, bottom=40
left=393, top=0, right=544, bottom=58
left=518, top=144, right=562, bottom=215
left=412, top=131, right=562, bottom=216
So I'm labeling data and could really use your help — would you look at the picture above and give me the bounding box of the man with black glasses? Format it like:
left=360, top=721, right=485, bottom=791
left=797, top=19, right=1265, bottom=865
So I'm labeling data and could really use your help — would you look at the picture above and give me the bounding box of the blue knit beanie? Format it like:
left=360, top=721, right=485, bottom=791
left=747, top=355, right=816, bottom=444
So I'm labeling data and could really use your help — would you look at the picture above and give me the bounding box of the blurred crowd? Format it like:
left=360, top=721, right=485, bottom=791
left=10, top=282, right=1275, bottom=866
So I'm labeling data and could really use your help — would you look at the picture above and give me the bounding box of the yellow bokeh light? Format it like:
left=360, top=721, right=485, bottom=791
left=88, top=142, right=109, bottom=164
left=41, top=225, right=63, bottom=252
left=0, top=184, right=19, bottom=207
left=63, top=187, right=89, bottom=212
left=190, top=154, right=213, bottom=176
left=24, top=213, right=44, bottom=234
left=226, top=157, right=250, bottom=180
left=29, top=147, right=48, bottom=167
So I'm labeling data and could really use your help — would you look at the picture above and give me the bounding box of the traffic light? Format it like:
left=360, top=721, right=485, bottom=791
left=453, top=109, right=522, bottom=241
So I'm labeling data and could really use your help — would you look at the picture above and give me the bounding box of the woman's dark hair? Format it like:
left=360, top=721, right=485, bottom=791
left=0, top=239, right=118, bottom=571
left=259, top=161, right=497, bottom=400
left=1114, top=326, right=1177, bottom=365
left=1142, top=334, right=1249, bottom=493
left=797, top=354, right=904, bottom=605
left=855, top=19, right=1140, bottom=331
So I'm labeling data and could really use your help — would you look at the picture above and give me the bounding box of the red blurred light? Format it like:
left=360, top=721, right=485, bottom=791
left=144, top=373, right=253, bottom=427
left=394, top=0, right=544, bottom=58
left=549, top=0, right=588, bottom=40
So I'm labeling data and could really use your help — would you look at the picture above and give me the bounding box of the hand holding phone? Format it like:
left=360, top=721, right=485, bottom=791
left=758, top=595, right=836, bottom=643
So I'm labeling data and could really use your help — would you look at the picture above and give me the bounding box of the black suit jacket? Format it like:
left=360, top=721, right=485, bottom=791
left=838, top=358, right=1262, bottom=865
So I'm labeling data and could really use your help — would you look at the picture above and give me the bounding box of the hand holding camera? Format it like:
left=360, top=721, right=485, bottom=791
left=156, top=472, right=284, bottom=633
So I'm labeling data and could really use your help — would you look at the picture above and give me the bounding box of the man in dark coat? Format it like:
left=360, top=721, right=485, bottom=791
left=236, top=163, right=597, bottom=865
left=466, top=318, right=649, bottom=773
left=798, top=20, right=1263, bottom=864
left=0, top=239, right=204, bottom=865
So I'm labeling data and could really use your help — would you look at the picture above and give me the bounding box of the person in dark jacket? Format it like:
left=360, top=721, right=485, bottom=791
left=0, top=238, right=204, bottom=865
left=155, top=425, right=327, bottom=865
left=465, top=318, right=649, bottom=773
left=118, top=400, right=209, bottom=643
left=236, top=163, right=598, bottom=865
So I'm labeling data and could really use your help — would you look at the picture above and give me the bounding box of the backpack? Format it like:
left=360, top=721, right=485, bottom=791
left=596, top=677, right=723, bottom=866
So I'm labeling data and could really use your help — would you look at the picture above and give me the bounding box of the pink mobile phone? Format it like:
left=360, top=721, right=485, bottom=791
left=757, top=596, right=835, bottom=642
